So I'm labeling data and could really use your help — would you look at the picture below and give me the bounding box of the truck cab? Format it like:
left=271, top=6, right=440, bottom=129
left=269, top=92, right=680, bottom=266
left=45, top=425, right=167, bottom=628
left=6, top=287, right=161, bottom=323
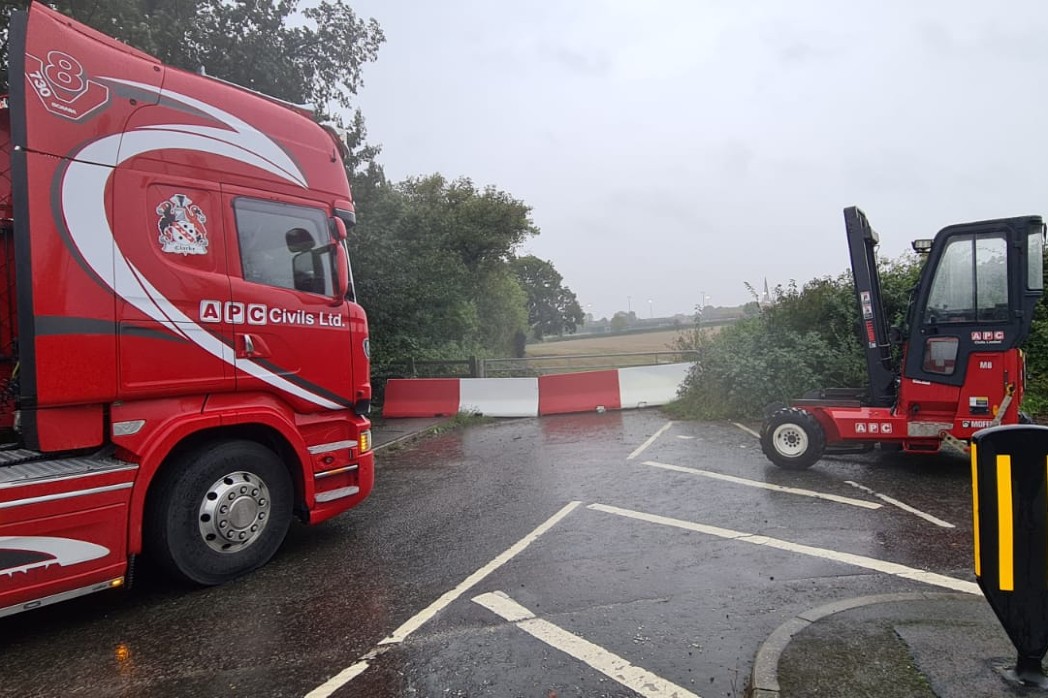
left=1, top=2, right=373, bottom=617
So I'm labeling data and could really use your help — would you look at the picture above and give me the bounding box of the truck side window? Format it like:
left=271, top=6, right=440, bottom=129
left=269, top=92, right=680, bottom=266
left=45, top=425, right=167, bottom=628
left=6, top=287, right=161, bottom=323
left=924, top=234, right=1008, bottom=324
left=234, top=198, right=333, bottom=295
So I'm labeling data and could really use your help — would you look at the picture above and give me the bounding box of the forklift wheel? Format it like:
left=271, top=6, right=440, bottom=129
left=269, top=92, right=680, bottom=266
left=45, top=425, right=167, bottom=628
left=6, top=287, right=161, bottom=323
left=761, top=407, right=825, bottom=470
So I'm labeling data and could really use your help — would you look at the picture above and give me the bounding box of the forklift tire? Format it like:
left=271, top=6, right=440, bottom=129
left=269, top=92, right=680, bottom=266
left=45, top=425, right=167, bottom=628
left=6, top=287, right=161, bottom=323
left=761, top=408, right=825, bottom=470
left=145, top=440, right=293, bottom=586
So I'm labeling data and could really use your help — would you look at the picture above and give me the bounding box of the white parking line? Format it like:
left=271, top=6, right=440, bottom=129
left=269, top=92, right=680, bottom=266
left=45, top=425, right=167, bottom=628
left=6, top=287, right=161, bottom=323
left=733, top=423, right=760, bottom=439
left=844, top=481, right=955, bottom=528
left=587, top=503, right=979, bottom=595
left=643, top=461, right=882, bottom=510
left=628, top=421, right=673, bottom=460
left=305, top=659, right=374, bottom=698
left=473, top=591, right=702, bottom=698
left=305, top=501, right=582, bottom=698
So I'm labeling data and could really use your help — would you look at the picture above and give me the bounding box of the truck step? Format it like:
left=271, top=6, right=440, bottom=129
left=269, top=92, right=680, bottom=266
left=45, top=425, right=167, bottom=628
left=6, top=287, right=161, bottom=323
left=0, top=454, right=133, bottom=487
left=0, top=448, right=44, bottom=466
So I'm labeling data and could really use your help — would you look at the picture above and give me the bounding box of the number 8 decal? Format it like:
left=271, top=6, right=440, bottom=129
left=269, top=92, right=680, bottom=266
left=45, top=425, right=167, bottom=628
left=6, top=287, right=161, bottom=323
left=44, top=51, right=86, bottom=96
left=24, top=47, right=111, bottom=120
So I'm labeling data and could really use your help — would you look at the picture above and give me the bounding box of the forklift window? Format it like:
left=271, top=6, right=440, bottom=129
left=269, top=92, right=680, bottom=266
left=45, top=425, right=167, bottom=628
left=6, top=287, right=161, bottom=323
left=924, top=234, right=1008, bottom=324
left=922, top=336, right=958, bottom=375
left=1029, top=229, right=1044, bottom=291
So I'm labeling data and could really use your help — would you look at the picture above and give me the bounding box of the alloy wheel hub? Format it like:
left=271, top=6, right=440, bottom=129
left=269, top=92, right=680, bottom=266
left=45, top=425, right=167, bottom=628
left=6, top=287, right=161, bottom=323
left=198, top=471, right=271, bottom=553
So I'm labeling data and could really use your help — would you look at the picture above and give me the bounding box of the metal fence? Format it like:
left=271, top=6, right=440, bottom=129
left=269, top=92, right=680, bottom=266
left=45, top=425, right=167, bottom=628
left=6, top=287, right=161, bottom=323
left=377, top=351, right=699, bottom=380
left=477, top=350, right=698, bottom=378
left=389, top=357, right=481, bottom=379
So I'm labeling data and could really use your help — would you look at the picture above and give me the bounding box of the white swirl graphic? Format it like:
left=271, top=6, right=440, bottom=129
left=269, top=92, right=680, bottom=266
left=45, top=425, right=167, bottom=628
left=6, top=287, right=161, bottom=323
left=0, top=535, right=109, bottom=576
left=60, top=79, right=342, bottom=409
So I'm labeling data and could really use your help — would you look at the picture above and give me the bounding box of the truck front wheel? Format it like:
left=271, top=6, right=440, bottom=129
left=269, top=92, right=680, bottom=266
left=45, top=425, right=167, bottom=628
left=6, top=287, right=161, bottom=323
left=760, top=408, right=825, bottom=470
left=146, top=440, right=293, bottom=586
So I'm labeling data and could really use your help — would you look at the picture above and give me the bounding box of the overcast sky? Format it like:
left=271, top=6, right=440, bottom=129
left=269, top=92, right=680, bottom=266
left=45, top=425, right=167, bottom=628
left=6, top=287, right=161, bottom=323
left=344, top=0, right=1048, bottom=320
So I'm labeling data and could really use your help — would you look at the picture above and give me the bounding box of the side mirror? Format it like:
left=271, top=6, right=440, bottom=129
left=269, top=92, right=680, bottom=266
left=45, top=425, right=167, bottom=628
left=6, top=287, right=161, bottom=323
left=333, top=240, right=350, bottom=304
left=332, top=216, right=348, bottom=242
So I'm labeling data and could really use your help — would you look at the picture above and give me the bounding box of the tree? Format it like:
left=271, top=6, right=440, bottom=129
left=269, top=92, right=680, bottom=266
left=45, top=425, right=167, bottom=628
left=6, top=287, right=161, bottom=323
left=473, top=267, right=529, bottom=357
left=510, top=255, right=584, bottom=339
left=351, top=174, right=539, bottom=373
left=396, top=175, right=538, bottom=271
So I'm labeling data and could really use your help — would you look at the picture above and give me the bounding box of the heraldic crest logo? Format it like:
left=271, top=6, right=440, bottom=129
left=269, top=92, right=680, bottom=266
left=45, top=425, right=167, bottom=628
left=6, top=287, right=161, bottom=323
left=156, top=193, right=209, bottom=256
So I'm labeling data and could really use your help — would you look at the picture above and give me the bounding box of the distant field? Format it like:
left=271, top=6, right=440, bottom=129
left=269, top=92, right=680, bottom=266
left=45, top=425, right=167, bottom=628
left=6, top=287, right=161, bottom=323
left=478, top=327, right=720, bottom=375
left=526, top=329, right=691, bottom=356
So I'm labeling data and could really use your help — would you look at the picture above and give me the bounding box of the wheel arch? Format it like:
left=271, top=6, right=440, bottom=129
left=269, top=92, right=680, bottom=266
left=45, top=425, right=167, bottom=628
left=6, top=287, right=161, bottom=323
left=142, top=437, right=296, bottom=585
left=805, top=406, right=844, bottom=444
left=130, top=422, right=307, bottom=554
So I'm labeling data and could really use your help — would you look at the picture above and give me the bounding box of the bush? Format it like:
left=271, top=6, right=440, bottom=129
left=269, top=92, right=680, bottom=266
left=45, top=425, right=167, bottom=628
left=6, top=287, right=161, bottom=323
left=668, top=253, right=922, bottom=421
left=667, top=317, right=858, bottom=420
left=1022, top=298, right=1048, bottom=418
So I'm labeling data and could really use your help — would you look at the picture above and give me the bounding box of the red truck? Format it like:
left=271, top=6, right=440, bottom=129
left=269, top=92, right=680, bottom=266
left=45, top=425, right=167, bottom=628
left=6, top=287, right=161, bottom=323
left=0, top=3, right=374, bottom=617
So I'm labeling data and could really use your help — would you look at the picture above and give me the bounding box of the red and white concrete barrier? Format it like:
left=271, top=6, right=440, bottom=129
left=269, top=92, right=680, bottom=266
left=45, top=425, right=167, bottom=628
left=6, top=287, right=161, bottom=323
left=459, top=377, right=539, bottom=417
left=382, top=378, right=459, bottom=418
left=382, top=362, right=693, bottom=418
left=619, top=363, right=692, bottom=409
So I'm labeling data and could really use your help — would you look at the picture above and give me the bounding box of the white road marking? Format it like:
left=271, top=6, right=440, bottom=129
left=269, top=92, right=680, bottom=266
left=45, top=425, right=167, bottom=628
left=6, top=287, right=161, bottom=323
left=305, top=501, right=581, bottom=697
left=733, top=422, right=761, bottom=439
left=305, top=660, right=373, bottom=698
left=628, top=421, right=673, bottom=460
left=844, top=481, right=955, bottom=528
left=676, top=435, right=696, bottom=440
left=588, top=503, right=979, bottom=595
left=644, top=461, right=882, bottom=510
left=473, top=591, right=702, bottom=698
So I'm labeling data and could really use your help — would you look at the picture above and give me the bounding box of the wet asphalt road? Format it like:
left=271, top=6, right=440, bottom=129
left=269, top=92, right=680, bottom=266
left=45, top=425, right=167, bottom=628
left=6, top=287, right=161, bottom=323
left=0, top=411, right=976, bottom=697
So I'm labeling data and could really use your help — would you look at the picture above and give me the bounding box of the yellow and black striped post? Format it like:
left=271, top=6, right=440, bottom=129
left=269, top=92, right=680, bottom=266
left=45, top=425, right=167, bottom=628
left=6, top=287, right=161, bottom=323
left=972, top=424, right=1048, bottom=687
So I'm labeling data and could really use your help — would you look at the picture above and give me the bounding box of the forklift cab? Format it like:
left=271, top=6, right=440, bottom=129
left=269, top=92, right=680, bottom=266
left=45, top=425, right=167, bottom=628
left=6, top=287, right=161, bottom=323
left=904, top=217, right=1045, bottom=387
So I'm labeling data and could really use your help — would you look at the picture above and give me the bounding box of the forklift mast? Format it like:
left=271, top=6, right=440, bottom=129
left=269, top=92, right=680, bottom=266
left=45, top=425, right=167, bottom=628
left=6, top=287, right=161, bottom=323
left=844, top=206, right=897, bottom=407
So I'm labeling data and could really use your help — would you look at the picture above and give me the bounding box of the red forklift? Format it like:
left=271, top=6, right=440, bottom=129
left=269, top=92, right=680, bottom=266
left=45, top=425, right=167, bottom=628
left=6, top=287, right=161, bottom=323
left=760, top=207, right=1045, bottom=469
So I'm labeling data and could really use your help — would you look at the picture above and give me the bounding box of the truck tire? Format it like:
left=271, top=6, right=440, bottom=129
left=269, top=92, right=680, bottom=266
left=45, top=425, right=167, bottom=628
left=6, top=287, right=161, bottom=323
left=145, top=440, right=293, bottom=586
left=760, top=407, right=825, bottom=470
